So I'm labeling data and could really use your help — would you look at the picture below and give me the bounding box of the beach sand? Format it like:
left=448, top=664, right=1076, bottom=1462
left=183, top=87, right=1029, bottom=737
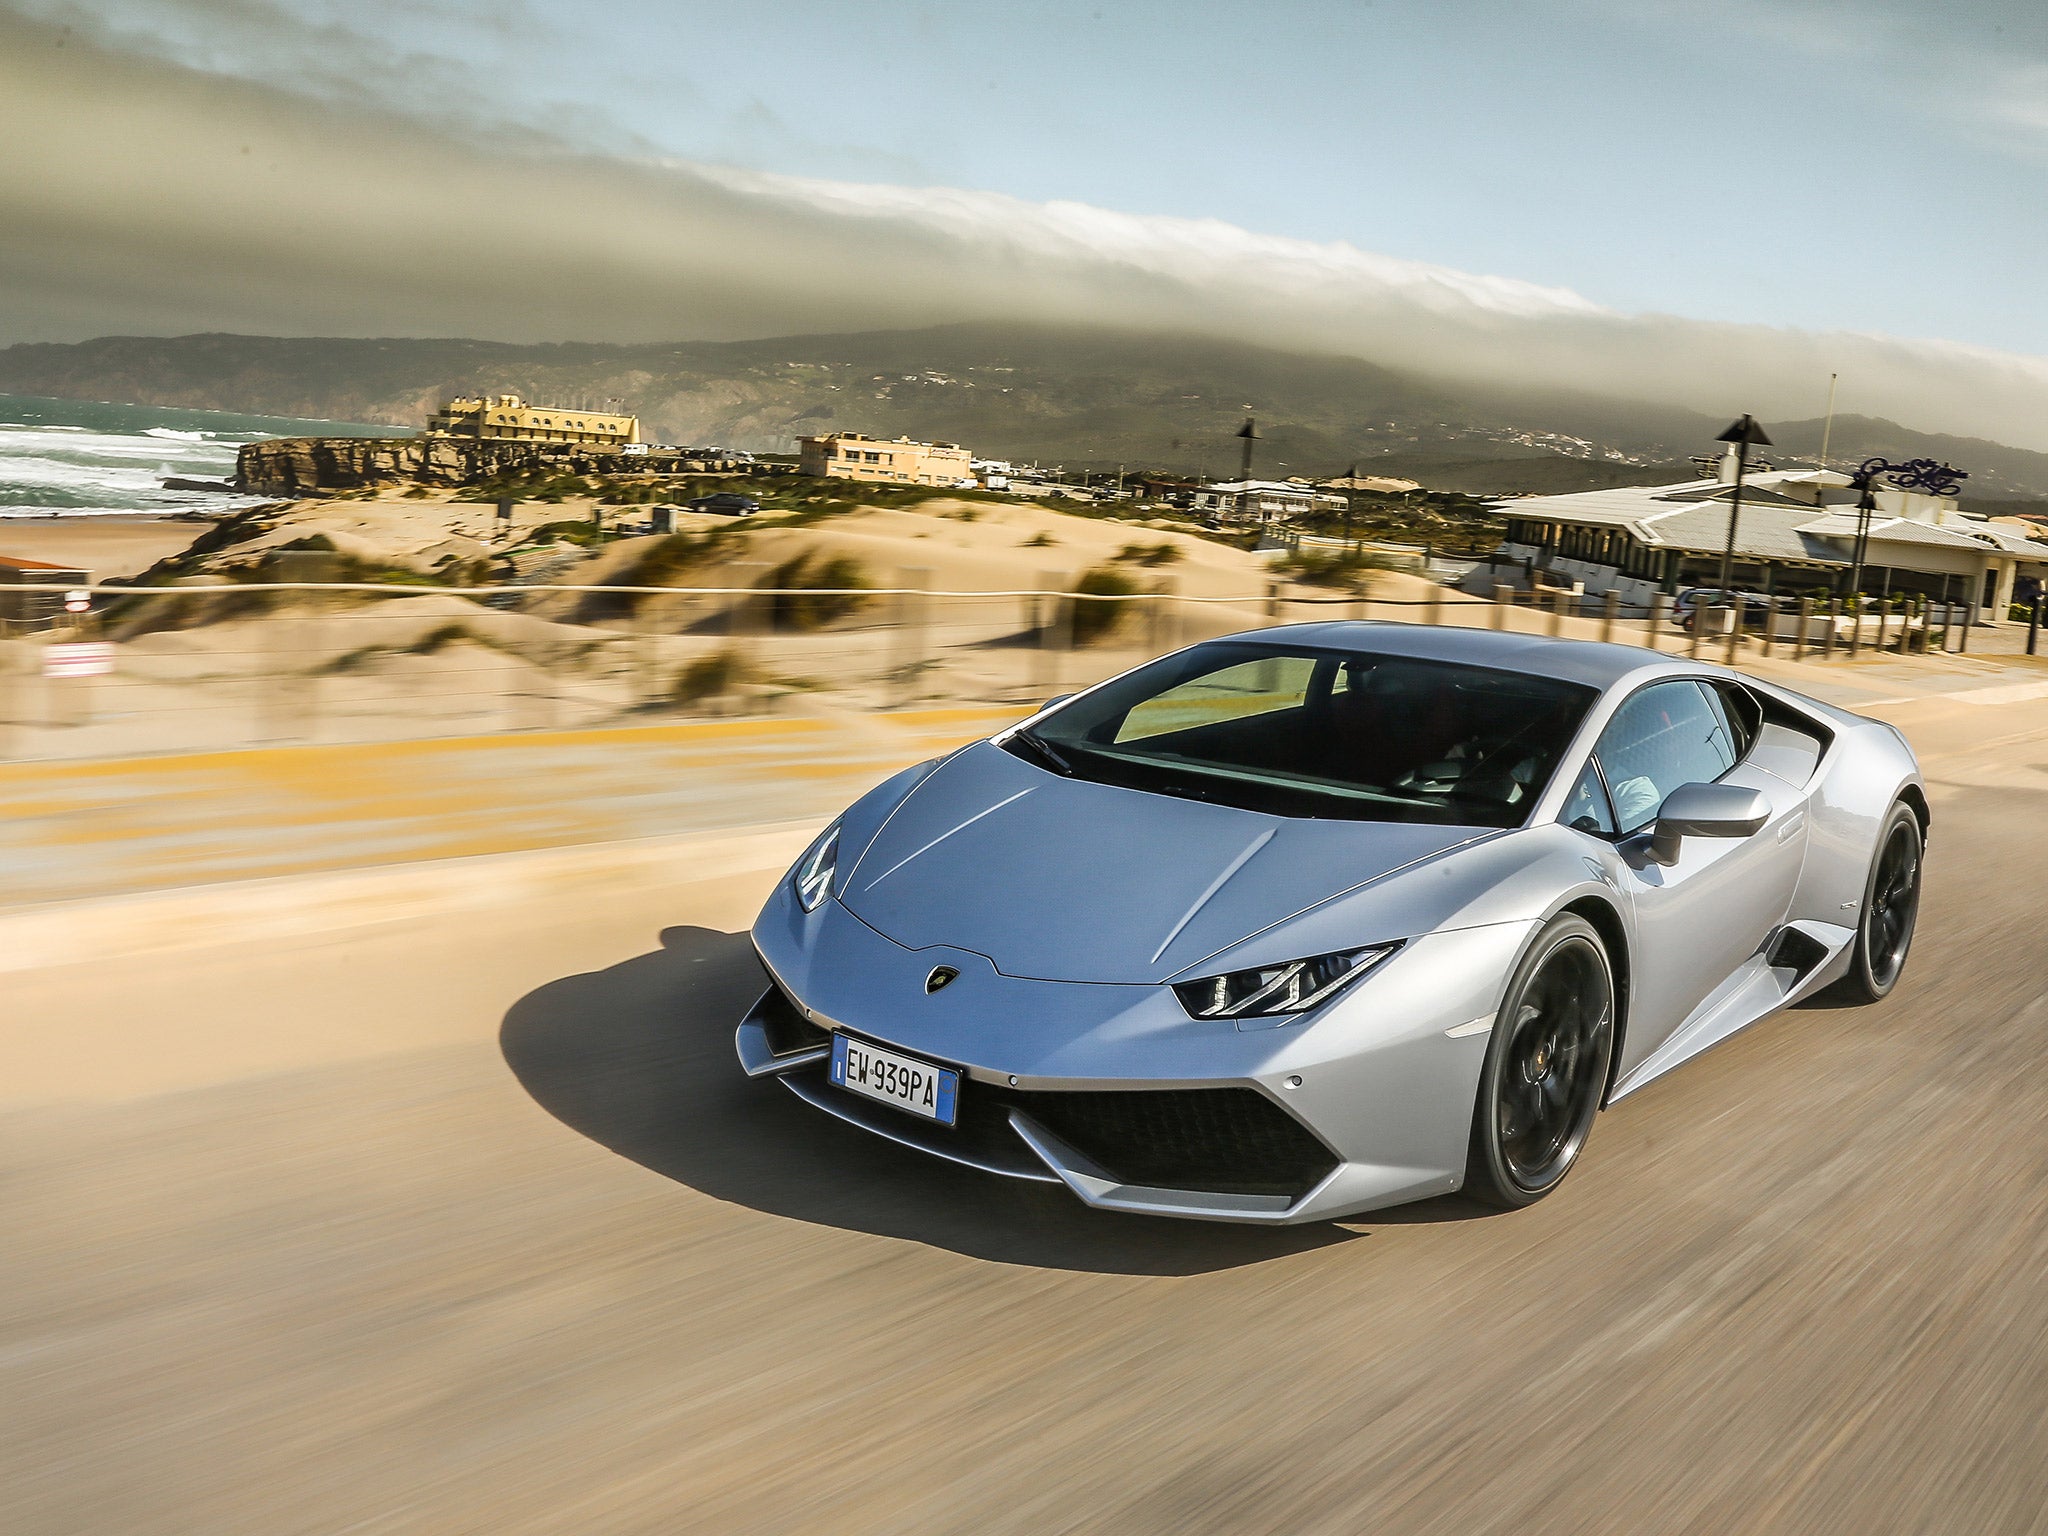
left=0, top=517, right=203, bottom=580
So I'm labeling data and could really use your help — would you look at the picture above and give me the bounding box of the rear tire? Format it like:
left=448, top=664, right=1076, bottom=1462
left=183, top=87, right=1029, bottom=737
left=1464, top=914, right=1615, bottom=1210
left=1832, top=802, right=1923, bottom=1004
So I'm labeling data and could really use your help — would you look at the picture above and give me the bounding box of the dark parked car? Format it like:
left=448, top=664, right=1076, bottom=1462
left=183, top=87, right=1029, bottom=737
left=686, top=492, right=763, bottom=516
left=1674, top=587, right=1792, bottom=633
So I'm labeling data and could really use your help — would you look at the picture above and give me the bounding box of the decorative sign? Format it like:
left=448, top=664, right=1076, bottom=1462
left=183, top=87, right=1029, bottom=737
left=62, top=589, right=91, bottom=613
left=1854, top=456, right=1968, bottom=497
left=44, top=642, right=114, bottom=679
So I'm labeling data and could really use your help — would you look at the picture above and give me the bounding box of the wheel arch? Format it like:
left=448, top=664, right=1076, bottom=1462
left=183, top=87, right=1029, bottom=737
left=1898, top=781, right=1930, bottom=841
left=1558, top=894, right=1631, bottom=1105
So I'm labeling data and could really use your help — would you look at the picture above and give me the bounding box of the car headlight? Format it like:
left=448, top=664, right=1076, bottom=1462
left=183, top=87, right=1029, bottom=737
left=792, top=823, right=841, bottom=912
left=1172, top=944, right=1399, bottom=1023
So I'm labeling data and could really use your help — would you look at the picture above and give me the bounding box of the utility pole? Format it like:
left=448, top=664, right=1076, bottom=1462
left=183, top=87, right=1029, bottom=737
left=1818, top=372, right=1839, bottom=472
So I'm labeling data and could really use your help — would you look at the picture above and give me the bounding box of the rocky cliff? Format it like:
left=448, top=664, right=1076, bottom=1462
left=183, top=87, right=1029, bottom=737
left=234, top=436, right=527, bottom=495
left=235, top=436, right=755, bottom=495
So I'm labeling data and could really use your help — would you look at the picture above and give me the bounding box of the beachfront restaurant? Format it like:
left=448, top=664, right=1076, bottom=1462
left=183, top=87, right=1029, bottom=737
left=1494, top=469, right=2047, bottom=621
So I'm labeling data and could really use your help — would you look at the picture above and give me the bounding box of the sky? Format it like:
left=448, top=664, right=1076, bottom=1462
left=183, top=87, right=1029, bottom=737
left=4, top=0, right=2047, bottom=445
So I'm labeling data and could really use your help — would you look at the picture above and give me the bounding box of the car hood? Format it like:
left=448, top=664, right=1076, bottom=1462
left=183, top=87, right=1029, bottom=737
left=837, top=741, right=1497, bottom=984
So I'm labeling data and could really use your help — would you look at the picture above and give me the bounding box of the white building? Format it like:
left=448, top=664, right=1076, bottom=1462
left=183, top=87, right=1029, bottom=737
left=1495, top=464, right=2046, bottom=620
left=1193, top=479, right=1348, bottom=524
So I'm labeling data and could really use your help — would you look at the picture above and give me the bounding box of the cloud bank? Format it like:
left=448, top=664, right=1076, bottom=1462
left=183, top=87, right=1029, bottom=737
left=4, top=7, right=2048, bottom=448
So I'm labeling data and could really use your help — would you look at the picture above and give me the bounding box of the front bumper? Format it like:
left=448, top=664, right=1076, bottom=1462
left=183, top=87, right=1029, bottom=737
left=739, top=888, right=1536, bottom=1224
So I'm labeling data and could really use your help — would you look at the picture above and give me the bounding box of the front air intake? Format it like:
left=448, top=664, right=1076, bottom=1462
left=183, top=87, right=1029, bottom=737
left=964, top=1085, right=1338, bottom=1199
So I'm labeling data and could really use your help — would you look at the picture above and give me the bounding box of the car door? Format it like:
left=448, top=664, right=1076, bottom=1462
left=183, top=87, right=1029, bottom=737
left=1570, top=679, right=1808, bottom=1075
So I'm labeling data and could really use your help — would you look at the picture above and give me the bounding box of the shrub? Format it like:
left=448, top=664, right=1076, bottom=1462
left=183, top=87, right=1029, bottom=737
left=532, top=518, right=610, bottom=547
left=673, top=647, right=750, bottom=704
left=1115, top=541, right=1182, bottom=567
left=761, top=552, right=873, bottom=630
left=1022, top=531, right=1056, bottom=547
left=1273, top=548, right=1393, bottom=592
left=623, top=528, right=742, bottom=586
left=1067, top=565, right=1138, bottom=645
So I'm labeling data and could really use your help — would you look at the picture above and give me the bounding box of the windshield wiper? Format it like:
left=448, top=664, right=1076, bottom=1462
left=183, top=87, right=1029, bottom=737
left=1009, top=728, right=1074, bottom=776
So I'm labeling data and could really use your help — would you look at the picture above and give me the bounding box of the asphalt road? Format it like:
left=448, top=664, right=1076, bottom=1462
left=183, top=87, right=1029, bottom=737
left=7, top=694, right=2048, bottom=1535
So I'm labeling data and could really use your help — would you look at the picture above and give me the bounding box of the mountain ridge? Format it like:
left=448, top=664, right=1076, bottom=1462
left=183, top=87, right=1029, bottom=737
left=4, top=323, right=2043, bottom=501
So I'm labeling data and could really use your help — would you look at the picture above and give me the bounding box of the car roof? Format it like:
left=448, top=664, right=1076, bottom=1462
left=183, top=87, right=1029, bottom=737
left=1223, top=620, right=1675, bottom=692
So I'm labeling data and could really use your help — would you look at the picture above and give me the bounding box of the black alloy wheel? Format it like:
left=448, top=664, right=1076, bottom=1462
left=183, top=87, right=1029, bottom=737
left=1466, top=914, right=1615, bottom=1210
left=1836, top=802, right=1923, bottom=1003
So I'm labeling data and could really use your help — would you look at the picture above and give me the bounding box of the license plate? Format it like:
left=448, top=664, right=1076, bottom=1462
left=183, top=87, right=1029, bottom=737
left=830, top=1035, right=960, bottom=1126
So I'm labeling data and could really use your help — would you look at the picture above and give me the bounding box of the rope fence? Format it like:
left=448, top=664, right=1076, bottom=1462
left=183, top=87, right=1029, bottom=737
left=0, top=577, right=1976, bottom=764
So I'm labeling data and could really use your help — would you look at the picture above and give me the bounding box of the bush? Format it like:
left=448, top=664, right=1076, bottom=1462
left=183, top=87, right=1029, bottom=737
left=1022, top=531, right=1056, bottom=547
left=672, top=647, right=750, bottom=704
left=1067, top=565, right=1138, bottom=645
left=531, top=517, right=610, bottom=547
left=1273, top=548, right=1393, bottom=592
left=321, top=621, right=481, bottom=674
left=1115, top=541, right=1182, bottom=567
left=761, top=552, right=873, bottom=631
left=622, top=528, right=742, bottom=586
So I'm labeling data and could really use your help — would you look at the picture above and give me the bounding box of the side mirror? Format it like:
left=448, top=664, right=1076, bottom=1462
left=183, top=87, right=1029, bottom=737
left=1040, top=694, right=1074, bottom=713
left=1649, top=782, right=1770, bottom=865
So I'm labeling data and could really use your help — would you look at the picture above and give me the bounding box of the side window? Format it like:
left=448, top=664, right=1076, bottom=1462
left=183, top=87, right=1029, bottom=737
left=1592, top=681, right=1739, bottom=834
left=1562, top=759, right=1617, bottom=835
left=1695, top=682, right=1739, bottom=767
left=1711, top=682, right=1762, bottom=759
left=1113, top=655, right=1319, bottom=743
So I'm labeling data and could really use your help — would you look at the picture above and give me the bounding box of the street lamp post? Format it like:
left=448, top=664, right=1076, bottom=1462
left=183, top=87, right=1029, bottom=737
left=1844, top=461, right=1882, bottom=609
left=1713, top=414, right=1773, bottom=658
left=1234, top=417, right=1259, bottom=523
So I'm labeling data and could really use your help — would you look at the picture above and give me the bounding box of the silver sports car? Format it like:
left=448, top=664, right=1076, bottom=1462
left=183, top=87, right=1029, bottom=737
left=736, top=623, right=1926, bottom=1222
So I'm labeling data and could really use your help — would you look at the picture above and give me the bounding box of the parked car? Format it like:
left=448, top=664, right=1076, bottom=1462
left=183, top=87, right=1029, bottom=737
left=686, top=492, right=762, bottom=516
left=1673, top=587, right=1792, bottom=633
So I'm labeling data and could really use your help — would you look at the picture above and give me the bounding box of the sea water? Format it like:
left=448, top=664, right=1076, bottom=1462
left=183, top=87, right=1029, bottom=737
left=0, top=393, right=406, bottom=518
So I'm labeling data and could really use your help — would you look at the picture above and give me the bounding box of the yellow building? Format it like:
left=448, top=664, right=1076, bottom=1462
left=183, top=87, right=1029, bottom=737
left=426, top=394, right=640, bottom=447
left=799, top=432, right=971, bottom=487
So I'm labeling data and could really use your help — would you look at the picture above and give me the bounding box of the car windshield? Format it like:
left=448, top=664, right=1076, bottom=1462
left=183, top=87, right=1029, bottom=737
left=1011, top=642, right=1596, bottom=826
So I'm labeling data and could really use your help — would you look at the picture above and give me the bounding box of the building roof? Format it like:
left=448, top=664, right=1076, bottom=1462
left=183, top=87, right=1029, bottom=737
left=1640, top=503, right=1841, bottom=562
left=1966, top=523, right=2048, bottom=556
left=1792, top=512, right=2046, bottom=555
left=0, top=555, right=87, bottom=573
left=1503, top=473, right=2047, bottom=568
left=1202, top=479, right=1323, bottom=495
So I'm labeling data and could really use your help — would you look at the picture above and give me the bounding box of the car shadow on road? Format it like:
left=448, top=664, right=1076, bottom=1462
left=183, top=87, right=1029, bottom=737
left=499, top=924, right=1363, bottom=1276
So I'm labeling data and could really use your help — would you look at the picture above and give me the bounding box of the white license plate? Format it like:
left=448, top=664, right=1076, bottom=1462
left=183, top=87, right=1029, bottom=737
left=829, top=1035, right=960, bottom=1126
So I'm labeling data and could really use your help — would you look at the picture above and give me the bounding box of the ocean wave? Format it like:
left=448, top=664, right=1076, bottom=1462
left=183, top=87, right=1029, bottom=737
left=0, top=454, right=185, bottom=487
left=0, top=505, right=263, bottom=519
left=0, top=395, right=397, bottom=516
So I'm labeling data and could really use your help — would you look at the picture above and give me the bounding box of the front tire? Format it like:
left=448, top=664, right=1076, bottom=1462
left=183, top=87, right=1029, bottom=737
left=1833, top=803, right=1923, bottom=1004
left=1464, top=914, right=1615, bottom=1210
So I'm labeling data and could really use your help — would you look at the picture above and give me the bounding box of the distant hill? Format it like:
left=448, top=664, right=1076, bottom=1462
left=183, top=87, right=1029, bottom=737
left=5, top=323, right=2045, bottom=500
